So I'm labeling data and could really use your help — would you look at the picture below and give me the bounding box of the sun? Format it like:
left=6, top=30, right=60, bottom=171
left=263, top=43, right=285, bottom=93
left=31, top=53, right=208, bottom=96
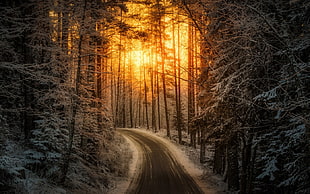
left=131, top=50, right=145, bottom=68
left=127, top=40, right=151, bottom=72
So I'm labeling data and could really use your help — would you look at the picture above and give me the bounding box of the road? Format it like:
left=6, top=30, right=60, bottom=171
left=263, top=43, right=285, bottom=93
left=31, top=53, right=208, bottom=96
left=118, top=128, right=204, bottom=194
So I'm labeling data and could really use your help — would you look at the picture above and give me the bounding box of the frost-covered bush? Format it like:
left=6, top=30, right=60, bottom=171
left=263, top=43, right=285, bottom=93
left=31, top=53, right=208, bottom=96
left=255, top=122, right=309, bottom=193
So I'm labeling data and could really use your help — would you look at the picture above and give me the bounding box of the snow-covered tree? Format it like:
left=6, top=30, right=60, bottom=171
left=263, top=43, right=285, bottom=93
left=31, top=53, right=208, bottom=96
left=183, top=0, right=309, bottom=193
left=0, top=0, right=129, bottom=192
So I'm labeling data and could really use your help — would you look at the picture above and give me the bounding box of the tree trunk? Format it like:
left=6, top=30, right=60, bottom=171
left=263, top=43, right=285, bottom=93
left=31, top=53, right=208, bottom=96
left=172, top=17, right=179, bottom=139
left=157, top=2, right=170, bottom=137
left=129, top=62, right=134, bottom=128
left=143, top=65, right=149, bottom=129
left=188, top=20, right=195, bottom=139
left=60, top=0, right=87, bottom=183
left=156, top=64, right=161, bottom=131
left=227, top=135, right=240, bottom=191
left=177, top=13, right=182, bottom=142
left=150, top=68, right=157, bottom=131
left=200, top=127, right=206, bottom=163
left=239, top=134, right=256, bottom=194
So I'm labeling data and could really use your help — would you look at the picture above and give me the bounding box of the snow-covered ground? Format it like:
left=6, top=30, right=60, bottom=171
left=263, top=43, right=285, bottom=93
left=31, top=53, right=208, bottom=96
left=109, top=132, right=140, bottom=194
left=111, top=128, right=226, bottom=194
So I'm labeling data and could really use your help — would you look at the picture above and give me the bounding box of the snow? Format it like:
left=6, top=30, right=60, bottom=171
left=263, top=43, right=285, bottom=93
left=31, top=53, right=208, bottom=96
left=254, top=87, right=278, bottom=101
left=0, top=140, right=66, bottom=193
left=274, top=109, right=282, bottom=119
left=257, top=157, right=278, bottom=181
left=112, top=128, right=226, bottom=194
left=109, top=132, right=141, bottom=194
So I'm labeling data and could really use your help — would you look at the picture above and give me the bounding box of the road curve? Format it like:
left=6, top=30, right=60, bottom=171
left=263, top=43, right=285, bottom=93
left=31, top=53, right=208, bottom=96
left=118, top=128, right=204, bottom=194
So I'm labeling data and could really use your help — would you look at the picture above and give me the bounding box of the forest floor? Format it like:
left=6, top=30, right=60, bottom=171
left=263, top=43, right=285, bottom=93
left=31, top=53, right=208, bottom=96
left=110, top=128, right=227, bottom=194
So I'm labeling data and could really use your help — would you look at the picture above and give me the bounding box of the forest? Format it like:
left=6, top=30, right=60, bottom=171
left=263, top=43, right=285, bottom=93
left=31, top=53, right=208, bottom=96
left=0, top=0, right=309, bottom=193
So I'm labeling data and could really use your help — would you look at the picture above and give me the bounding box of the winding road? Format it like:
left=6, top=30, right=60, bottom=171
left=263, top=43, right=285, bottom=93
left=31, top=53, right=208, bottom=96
left=118, top=128, right=204, bottom=194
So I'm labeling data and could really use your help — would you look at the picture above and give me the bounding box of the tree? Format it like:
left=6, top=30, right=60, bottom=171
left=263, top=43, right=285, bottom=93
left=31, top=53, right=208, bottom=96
left=181, top=0, right=309, bottom=193
left=0, top=0, right=129, bottom=192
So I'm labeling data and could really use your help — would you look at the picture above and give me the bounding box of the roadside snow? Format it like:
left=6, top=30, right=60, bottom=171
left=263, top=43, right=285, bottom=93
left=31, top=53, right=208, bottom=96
left=155, top=130, right=227, bottom=193
left=109, top=131, right=141, bottom=194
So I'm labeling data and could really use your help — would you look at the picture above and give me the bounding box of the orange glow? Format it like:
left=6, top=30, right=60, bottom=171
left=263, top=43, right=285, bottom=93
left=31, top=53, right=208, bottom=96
left=130, top=50, right=148, bottom=67
left=106, top=1, right=201, bottom=86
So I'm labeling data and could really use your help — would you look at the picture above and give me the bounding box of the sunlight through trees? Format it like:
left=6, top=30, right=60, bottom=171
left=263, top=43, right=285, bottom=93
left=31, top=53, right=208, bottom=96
left=108, top=0, right=200, bottom=140
left=0, top=0, right=308, bottom=193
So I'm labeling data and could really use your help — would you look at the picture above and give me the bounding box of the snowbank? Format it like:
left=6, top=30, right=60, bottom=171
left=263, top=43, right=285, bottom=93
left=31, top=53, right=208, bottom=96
left=109, top=131, right=141, bottom=194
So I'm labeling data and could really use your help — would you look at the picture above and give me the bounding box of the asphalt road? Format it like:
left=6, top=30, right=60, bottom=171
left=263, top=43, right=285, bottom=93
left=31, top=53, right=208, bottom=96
left=118, top=128, right=204, bottom=194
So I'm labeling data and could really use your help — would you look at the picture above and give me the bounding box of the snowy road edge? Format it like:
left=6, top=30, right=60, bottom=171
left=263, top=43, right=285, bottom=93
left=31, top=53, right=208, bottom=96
left=109, top=131, right=141, bottom=194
